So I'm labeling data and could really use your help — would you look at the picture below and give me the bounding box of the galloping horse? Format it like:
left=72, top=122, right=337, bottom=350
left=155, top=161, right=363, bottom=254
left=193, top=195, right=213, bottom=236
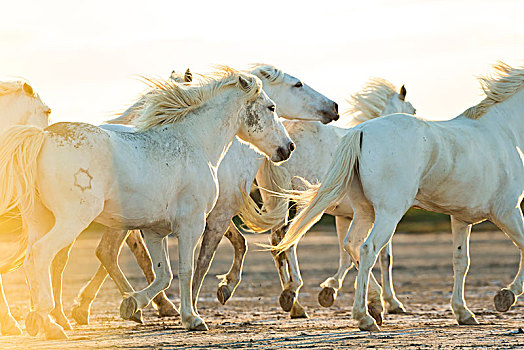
left=276, top=62, right=524, bottom=331
left=0, top=68, right=293, bottom=339
left=71, top=64, right=339, bottom=323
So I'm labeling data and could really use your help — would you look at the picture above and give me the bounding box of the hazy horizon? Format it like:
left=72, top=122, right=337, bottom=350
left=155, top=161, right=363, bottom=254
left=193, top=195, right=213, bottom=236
left=2, top=0, right=524, bottom=125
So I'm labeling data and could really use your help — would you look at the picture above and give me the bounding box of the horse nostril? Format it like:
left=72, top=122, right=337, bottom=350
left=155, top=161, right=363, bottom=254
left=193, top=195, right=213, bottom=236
left=289, top=142, right=295, bottom=152
left=333, top=102, right=339, bottom=114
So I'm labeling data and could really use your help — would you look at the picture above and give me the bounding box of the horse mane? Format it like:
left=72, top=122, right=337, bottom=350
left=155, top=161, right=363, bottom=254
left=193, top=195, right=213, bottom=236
left=0, top=81, right=28, bottom=96
left=249, top=64, right=285, bottom=84
left=345, top=78, right=398, bottom=126
left=135, top=66, right=262, bottom=131
left=463, top=62, right=524, bottom=120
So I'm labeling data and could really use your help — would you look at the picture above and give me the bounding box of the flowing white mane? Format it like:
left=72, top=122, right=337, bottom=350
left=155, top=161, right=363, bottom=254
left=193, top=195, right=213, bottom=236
left=345, top=78, right=397, bottom=126
left=463, top=62, right=524, bottom=120
left=0, top=81, right=29, bottom=96
left=249, top=64, right=285, bottom=84
left=135, top=67, right=262, bottom=131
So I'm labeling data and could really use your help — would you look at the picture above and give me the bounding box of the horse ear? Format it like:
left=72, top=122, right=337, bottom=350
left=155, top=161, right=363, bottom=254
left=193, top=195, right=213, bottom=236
left=399, top=85, right=407, bottom=101
left=23, top=82, right=34, bottom=96
left=238, top=75, right=252, bottom=92
left=184, top=68, right=192, bottom=83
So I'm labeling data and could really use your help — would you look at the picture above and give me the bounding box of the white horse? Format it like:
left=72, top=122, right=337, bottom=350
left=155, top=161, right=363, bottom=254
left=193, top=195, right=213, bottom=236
left=275, top=62, right=524, bottom=331
left=68, top=69, right=195, bottom=325
left=249, top=79, right=415, bottom=320
left=0, top=81, right=50, bottom=336
left=0, top=67, right=293, bottom=339
left=71, top=64, right=340, bottom=323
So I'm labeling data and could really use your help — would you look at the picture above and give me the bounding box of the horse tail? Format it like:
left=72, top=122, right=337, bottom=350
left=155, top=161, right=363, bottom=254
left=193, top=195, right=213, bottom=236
left=0, top=125, right=45, bottom=273
left=237, top=160, right=291, bottom=233
left=272, top=128, right=362, bottom=253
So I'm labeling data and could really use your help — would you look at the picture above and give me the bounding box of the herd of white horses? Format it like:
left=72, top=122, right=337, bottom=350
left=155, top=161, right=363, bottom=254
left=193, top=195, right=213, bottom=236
left=0, top=62, right=521, bottom=340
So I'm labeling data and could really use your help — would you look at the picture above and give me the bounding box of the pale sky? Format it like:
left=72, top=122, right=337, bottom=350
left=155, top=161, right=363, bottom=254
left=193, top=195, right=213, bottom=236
left=1, top=0, right=524, bottom=125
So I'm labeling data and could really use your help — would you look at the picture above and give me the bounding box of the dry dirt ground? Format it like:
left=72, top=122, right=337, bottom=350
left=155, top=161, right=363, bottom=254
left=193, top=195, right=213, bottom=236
left=0, top=228, right=523, bottom=349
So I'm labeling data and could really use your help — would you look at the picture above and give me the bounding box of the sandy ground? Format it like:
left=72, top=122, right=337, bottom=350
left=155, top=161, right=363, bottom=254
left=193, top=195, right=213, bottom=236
left=0, top=228, right=523, bottom=349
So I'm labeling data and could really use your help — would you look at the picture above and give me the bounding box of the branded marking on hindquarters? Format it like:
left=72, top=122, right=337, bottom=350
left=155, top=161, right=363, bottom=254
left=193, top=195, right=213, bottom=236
left=74, top=168, right=93, bottom=191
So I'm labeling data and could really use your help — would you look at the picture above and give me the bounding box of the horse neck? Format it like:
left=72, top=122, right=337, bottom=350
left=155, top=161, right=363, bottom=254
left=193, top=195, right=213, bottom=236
left=176, top=89, right=245, bottom=169
left=479, top=88, right=524, bottom=146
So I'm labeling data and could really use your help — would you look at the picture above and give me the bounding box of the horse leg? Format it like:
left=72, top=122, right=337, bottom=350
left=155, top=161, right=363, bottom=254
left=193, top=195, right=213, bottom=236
left=319, top=216, right=354, bottom=308
left=95, top=228, right=143, bottom=323
left=49, top=244, right=73, bottom=330
left=25, top=214, right=96, bottom=340
left=191, top=217, right=231, bottom=308
left=217, top=224, right=248, bottom=305
left=379, top=241, right=406, bottom=314
left=176, top=212, right=208, bottom=331
left=449, top=216, right=477, bottom=325
left=0, top=276, right=22, bottom=335
left=125, top=230, right=177, bottom=317
left=270, top=227, right=293, bottom=309
left=283, top=239, right=308, bottom=319
left=492, top=207, right=524, bottom=312
left=120, top=232, right=173, bottom=321
left=71, top=263, right=108, bottom=325
left=343, top=212, right=385, bottom=326
left=352, top=209, right=403, bottom=331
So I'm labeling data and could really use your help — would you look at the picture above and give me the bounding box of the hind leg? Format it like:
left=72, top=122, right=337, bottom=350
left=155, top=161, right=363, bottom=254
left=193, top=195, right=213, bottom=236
left=343, top=212, right=386, bottom=326
left=125, top=230, right=177, bottom=317
left=491, top=207, right=524, bottom=312
left=319, top=216, right=354, bottom=308
left=379, top=241, right=405, bottom=314
left=0, top=276, right=22, bottom=336
left=49, top=244, right=73, bottom=330
left=25, top=213, right=98, bottom=340
left=217, top=224, right=248, bottom=306
left=352, top=209, right=404, bottom=331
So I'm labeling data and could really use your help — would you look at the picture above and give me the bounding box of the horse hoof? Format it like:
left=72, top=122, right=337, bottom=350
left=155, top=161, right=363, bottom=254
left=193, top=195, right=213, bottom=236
left=71, top=305, right=90, bottom=325
left=290, top=310, right=309, bottom=319
left=188, top=318, right=208, bottom=331
left=25, top=312, right=42, bottom=337
left=217, top=285, right=232, bottom=305
left=51, top=311, right=72, bottom=331
left=318, top=287, right=336, bottom=308
left=129, top=310, right=144, bottom=324
left=458, top=315, right=479, bottom=325
left=279, top=289, right=296, bottom=312
left=494, top=288, right=515, bottom=312
left=120, top=296, right=139, bottom=321
left=388, top=305, right=407, bottom=314
left=358, top=317, right=380, bottom=332
left=156, top=300, right=178, bottom=317
left=368, top=305, right=383, bottom=326
left=1, top=321, right=23, bottom=336
left=44, top=324, right=68, bottom=340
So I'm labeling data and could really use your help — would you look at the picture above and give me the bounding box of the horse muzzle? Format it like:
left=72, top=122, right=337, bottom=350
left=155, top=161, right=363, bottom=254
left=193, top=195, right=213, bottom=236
left=273, top=141, right=295, bottom=163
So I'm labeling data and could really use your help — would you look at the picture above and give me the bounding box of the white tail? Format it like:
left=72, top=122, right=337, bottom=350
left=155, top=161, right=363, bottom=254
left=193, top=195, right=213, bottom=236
left=237, top=160, right=292, bottom=233
left=0, top=125, right=45, bottom=273
left=272, top=129, right=362, bottom=253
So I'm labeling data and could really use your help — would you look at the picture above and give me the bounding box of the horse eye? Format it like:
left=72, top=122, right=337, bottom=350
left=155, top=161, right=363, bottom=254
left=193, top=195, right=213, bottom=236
left=268, top=105, right=276, bottom=112
left=294, top=81, right=303, bottom=88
